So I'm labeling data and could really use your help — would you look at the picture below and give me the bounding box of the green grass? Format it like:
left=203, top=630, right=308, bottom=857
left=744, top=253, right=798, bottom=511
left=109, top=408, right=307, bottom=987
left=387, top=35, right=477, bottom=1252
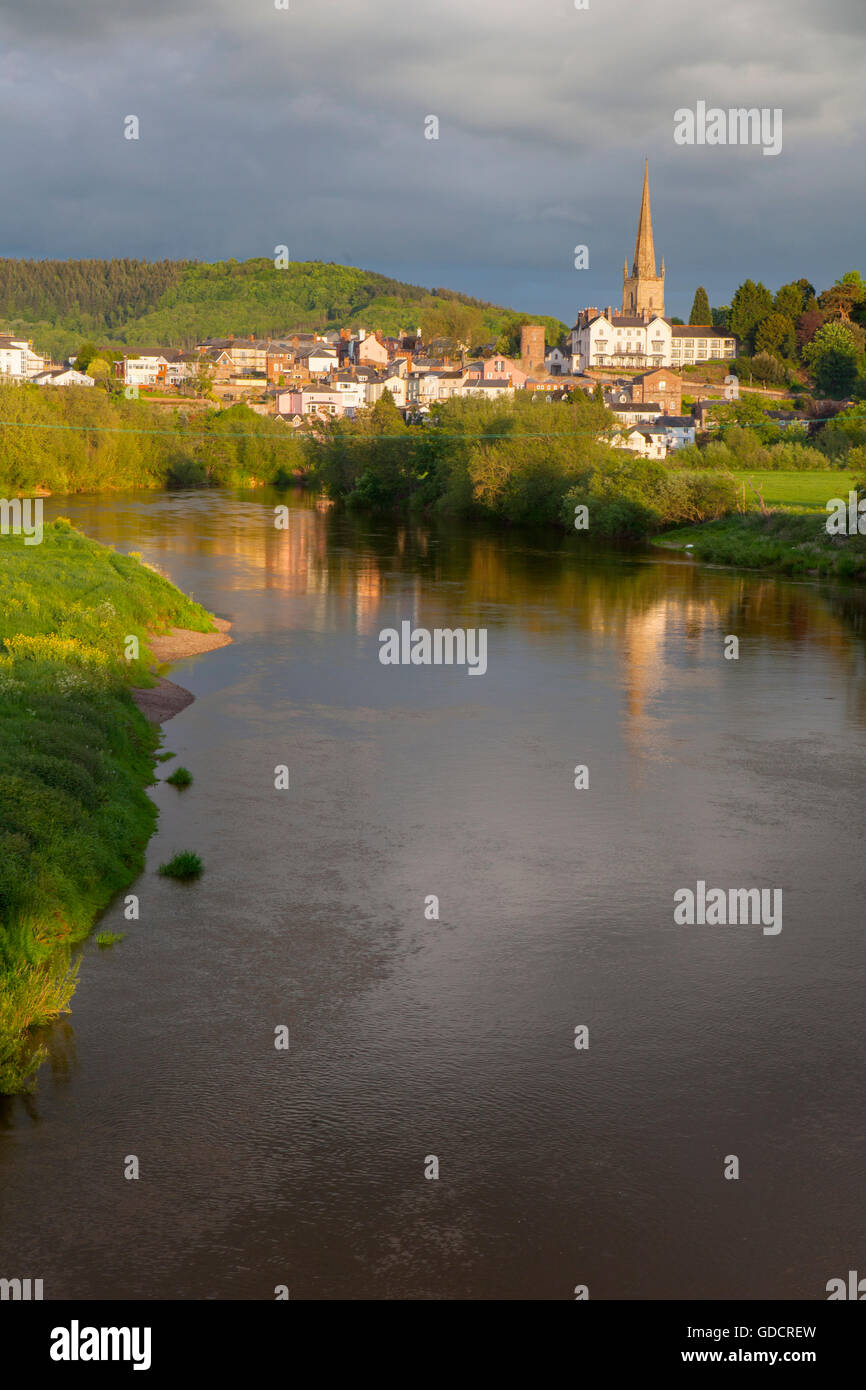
left=154, top=750, right=176, bottom=763
left=657, top=468, right=866, bottom=581
left=0, top=519, right=216, bottom=1093
left=96, top=932, right=125, bottom=948
left=657, top=508, right=866, bottom=580
left=158, top=851, right=203, bottom=880
left=165, top=766, right=192, bottom=787
left=731, top=470, right=853, bottom=512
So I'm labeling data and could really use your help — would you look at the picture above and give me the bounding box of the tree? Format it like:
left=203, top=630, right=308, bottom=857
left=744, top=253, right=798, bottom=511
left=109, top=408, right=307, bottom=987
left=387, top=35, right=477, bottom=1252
left=729, top=280, right=773, bottom=350
left=839, top=271, right=866, bottom=328
left=75, top=340, right=98, bottom=372
left=750, top=352, right=786, bottom=385
left=370, top=388, right=405, bottom=433
left=420, top=300, right=484, bottom=353
left=803, top=322, right=860, bottom=398
left=796, top=308, right=824, bottom=356
left=689, top=287, right=711, bottom=325
left=796, top=278, right=816, bottom=304
left=712, top=305, right=731, bottom=330
left=86, top=356, right=112, bottom=384
left=754, top=312, right=796, bottom=359
left=192, top=360, right=215, bottom=399
left=710, top=393, right=783, bottom=444
left=819, top=285, right=858, bottom=323
left=773, top=283, right=804, bottom=322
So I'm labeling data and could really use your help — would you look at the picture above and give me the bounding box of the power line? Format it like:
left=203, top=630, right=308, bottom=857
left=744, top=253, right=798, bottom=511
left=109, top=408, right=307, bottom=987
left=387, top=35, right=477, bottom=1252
left=0, top=413, right=848, bottom=442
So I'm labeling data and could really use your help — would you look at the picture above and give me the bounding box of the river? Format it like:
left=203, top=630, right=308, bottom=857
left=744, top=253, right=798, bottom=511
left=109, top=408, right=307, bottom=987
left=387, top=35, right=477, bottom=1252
left=1, top=487, right=864, bottom=1300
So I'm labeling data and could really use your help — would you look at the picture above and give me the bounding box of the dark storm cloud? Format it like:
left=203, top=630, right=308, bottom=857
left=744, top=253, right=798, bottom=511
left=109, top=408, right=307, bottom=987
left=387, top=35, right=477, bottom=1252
left=0, top=0, right=864, bottom=319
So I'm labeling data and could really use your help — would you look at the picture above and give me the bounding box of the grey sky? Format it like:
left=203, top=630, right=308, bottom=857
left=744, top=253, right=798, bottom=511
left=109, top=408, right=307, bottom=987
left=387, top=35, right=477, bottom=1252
left=0, top=0, right=863, bottom=321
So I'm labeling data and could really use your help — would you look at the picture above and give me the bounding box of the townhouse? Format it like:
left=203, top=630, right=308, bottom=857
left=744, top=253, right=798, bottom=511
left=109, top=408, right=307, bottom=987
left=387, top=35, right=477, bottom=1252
left=120, top=350, right=193, bottom=387
left=0, top=335, right=46, bottom=380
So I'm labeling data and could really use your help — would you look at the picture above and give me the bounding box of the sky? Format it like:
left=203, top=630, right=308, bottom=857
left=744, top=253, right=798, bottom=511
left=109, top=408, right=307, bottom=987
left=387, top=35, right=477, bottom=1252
left=0, top=0, right=863, bottom=324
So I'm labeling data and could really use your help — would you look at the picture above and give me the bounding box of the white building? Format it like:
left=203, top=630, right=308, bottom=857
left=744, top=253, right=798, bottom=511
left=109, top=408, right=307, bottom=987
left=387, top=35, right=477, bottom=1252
left=364, top=369, right=408, bottom=409
left=123, top=353, right=168, bottom=387
left=0, top=335, right=46, bottom=380
left=460, top=377, right=514, bottom=400
left=606, top=400, right=664, bottom=428
left=656, top=415, right=696, bottom=450
left=276, top=388, right=350, bottom=418
left=569, top=312, right=673, bottom=372
left=613, top=426, right=668, bottom=459
left=670, top=326, right=737, bottom=367
left=407, top=370, right=469, bottom=405
left=298, top=346, right=339, bottom=376
left=31, top=368, right=95, bottom=387
left=330, top=377, right=368, bottom=412
left=545, top=344, right=580, bottom=375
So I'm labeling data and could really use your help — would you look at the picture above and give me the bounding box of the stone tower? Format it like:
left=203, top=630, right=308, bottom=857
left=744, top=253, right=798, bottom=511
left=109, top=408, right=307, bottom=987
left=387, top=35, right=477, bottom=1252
left=520, top=323, right=545, bottom=373
left=622, top=160, right=665, bottom=318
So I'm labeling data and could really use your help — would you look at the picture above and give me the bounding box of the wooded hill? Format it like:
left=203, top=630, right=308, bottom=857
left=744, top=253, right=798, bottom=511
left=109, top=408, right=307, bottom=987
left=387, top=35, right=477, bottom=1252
left=0, top=257, right=568, bottom=360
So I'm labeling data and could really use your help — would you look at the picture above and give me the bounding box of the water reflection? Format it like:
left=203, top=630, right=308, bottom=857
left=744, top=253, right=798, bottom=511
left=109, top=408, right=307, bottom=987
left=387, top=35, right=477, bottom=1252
left=0, top=488, right=859, bottom=1300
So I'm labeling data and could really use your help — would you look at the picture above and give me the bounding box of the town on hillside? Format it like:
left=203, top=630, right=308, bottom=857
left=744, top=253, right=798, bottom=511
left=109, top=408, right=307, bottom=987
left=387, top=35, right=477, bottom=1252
left=0, top=164, right=851, bottom=462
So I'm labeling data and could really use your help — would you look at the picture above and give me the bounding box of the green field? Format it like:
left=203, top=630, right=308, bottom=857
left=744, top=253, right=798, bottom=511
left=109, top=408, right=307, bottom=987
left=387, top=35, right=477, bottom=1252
left=731, top=470, right=853, bottom=511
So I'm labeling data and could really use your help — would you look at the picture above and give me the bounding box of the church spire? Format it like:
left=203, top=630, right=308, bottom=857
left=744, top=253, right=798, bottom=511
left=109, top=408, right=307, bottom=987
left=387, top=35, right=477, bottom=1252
left=621, top=159, right=665, bottom=318
left=631, top=158, right=657, bottom=279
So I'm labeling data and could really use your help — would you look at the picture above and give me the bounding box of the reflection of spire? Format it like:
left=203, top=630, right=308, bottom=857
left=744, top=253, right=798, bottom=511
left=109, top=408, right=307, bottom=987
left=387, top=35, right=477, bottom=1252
left=631, top=159, right=657, bottom=279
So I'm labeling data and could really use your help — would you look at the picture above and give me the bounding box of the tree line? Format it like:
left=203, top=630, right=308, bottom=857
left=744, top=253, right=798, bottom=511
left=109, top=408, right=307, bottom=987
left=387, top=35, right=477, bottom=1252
left=687, top=271, right=866, bottom=397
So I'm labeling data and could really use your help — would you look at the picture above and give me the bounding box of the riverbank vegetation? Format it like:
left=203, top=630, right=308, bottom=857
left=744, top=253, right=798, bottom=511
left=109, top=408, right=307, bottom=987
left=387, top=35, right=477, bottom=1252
left=0, top=384, right=304, bottom=493
left=158, top=851, right=203, bottom=880
left=306, top=390, right=866, bottom=579
left=0, top=520, right=216, bottom=1093
left=658, top=512, right=866, bottom=580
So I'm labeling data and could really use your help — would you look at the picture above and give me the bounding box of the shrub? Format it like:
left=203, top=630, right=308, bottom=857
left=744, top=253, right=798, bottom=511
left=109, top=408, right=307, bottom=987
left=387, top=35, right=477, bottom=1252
left=158, top=851, right=203, bottom=880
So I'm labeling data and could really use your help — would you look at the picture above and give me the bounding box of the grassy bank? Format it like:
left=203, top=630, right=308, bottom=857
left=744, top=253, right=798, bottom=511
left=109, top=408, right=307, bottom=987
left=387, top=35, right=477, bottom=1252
left=657, top=510, right=866, bottom=580
left=0, top=519, right=216, bottom=1092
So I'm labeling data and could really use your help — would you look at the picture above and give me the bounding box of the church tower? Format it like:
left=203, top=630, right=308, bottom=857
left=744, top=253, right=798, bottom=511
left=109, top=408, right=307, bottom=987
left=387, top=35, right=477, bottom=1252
left=622, top=160, right=665, bottom=318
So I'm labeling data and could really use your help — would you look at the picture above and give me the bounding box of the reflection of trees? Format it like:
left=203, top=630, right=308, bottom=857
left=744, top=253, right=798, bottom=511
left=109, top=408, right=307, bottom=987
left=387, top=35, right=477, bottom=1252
left=46, top=487, right=866, bottom=726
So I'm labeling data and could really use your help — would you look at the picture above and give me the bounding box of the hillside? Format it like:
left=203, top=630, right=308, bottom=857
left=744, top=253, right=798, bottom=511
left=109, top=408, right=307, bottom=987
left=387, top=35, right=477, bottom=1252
left=0, top=257, right=568, bottom=360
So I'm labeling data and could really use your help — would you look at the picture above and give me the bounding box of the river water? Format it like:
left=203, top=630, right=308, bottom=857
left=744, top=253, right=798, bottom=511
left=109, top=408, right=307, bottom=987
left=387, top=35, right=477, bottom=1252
left=1, top=488, right=865, bottom=1300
